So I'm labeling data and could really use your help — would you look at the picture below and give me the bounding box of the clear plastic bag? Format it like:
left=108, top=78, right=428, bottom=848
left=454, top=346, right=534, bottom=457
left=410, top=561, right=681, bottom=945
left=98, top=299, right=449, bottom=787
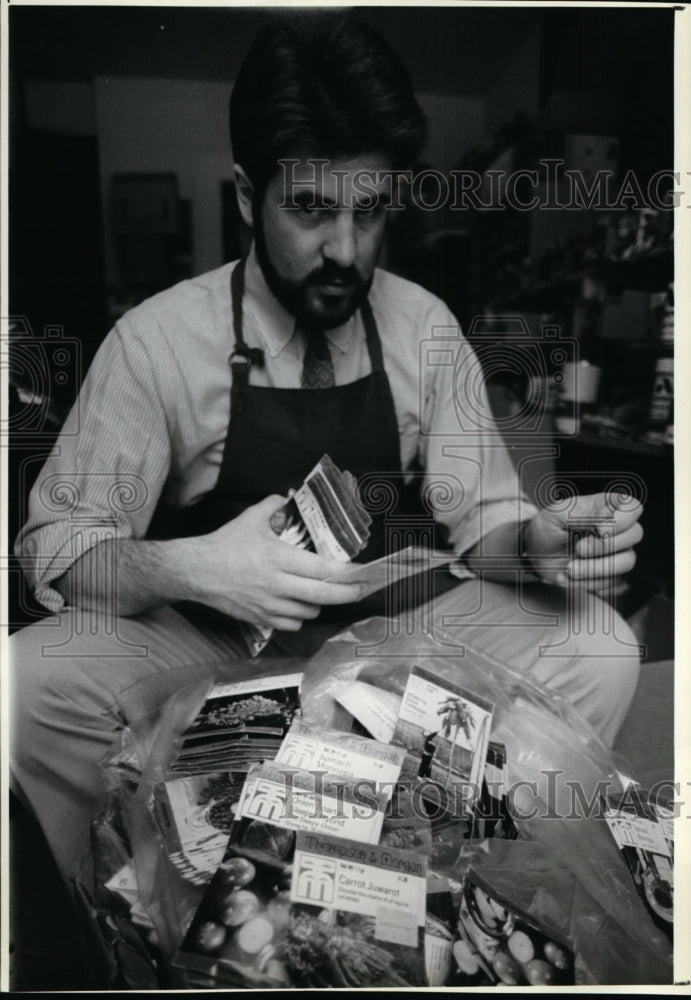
left=304, top=617, right=673, bottom=984
left=102, top=617, right=672, bottom=985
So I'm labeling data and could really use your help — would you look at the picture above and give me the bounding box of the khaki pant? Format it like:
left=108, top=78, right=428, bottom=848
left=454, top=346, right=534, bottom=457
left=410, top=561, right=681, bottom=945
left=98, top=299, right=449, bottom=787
left=9, top=578, right=640, bottom=892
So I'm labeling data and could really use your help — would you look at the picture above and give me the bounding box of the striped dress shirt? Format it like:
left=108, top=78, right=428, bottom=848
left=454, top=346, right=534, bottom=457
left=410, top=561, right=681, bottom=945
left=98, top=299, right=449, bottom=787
left=16, top=243, right=535, bottom=611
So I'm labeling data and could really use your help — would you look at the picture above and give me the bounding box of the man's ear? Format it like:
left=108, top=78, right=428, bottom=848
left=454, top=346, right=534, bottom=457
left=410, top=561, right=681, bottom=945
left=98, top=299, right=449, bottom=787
left=234, top=165, right=255, bottom=228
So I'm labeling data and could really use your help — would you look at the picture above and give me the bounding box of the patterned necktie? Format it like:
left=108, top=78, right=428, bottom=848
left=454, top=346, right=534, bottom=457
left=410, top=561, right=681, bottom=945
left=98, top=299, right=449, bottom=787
left=300, top=324, right=335, bottom=389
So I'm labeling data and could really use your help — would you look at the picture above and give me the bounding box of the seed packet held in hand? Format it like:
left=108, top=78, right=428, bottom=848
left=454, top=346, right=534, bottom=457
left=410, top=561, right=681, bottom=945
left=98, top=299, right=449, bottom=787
left=247, top=455, right=372, bottom=654
left=287, top=832, right=429, bottom=987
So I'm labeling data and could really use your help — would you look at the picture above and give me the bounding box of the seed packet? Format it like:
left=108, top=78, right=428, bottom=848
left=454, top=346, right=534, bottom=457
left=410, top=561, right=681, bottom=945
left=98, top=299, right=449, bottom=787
left=334, top=679, right=400, bottom=742
left=425, top=875, right=456, bottom=986
left=451, top=867, right=575, bottom=986
left=243, top=455, right=372, bottom=655
left=391, top=665, right=494, bottom=818
left=603, top=785, right=674, bottom=939
left=152, top=772, right=246, bottom=886
left=275, top=719, right=405, bottom=796
left=286, top=831, right=428, bottom=987
left=291, top=453, right=372, bottom=561
left=173, top=827, right=295, bottom=987
left=234, top=760, right=389, bottom=844
left=168, top=673, right=302, bottom=776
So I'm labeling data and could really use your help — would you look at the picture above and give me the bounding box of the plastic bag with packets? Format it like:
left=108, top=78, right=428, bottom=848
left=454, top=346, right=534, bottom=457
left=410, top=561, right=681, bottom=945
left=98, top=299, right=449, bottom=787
left=301, top=618, right=673, bottom=984
left=100, top=616, right=673, bottom=985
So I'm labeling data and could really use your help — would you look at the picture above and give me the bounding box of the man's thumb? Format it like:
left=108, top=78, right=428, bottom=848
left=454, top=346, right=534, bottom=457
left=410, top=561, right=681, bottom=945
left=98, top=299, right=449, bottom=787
left=257, top=494, right=290, bottom=533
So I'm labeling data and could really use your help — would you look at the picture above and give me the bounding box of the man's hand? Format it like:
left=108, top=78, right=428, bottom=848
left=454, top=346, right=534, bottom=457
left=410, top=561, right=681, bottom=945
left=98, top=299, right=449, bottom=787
left=524, top=492, right=644, bottom=590
left=190, top=495, right=363, bottom=631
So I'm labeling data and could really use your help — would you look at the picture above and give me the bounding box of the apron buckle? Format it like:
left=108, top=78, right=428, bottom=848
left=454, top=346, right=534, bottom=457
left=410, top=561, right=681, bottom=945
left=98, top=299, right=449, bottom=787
left=229, top=345, right=265, bottom=369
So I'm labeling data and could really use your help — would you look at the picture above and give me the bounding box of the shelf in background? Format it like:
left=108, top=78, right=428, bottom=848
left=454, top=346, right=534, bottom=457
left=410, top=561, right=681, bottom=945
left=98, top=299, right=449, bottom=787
left=555, top=428, right=672, bottom=459
left=495, top=245, right=674, bottom=312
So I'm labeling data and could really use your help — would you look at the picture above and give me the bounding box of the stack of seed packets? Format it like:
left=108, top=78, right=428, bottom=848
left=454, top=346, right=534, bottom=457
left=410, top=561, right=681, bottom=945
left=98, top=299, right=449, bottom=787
left=152, top=772, right=245, bottom=886
left=167, top=673, right=303, bottom=777
left=390, top=665, right=494, bottom=820
left=282, top=454, right=372, bottom=563
left=603, top=785, right=674, bottom=938
left=243, top=454, right=372, bottom=656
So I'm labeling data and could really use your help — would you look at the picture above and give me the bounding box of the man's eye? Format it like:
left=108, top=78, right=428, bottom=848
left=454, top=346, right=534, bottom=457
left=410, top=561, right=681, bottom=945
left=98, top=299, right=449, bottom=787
left=297, top=202, right=328, bottom=215
left=355, top=201, right=385, bottom=218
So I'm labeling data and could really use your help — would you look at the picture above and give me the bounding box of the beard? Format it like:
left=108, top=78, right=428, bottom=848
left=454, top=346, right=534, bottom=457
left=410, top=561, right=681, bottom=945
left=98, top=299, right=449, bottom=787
left=253, top=214, right=374, bottom=330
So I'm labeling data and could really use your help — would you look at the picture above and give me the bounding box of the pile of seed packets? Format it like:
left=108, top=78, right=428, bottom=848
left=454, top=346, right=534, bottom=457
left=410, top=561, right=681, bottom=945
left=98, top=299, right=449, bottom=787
left=169, top=662, right=537, bottom=989
left=152, top=672, right=302, bottom=883
left=277, top=453, right=373, bottom=563
left=173, top=721, right=429, bottom=987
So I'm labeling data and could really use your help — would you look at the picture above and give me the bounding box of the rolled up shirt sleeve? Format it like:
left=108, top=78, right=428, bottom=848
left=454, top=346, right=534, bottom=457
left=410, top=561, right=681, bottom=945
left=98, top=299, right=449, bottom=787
left=15, top=325, right=172, bottom=612
left=416, top=303, right=538, bottom=571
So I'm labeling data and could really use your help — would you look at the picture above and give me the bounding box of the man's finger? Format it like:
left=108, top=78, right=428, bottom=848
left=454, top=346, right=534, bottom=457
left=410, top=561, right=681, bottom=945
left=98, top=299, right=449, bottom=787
left=270, top=598, right=322, bottom=621
left=567, top=548, right=637, bottom=580
left=244, top=494, right=290, bottom=531
left=273, top=542, right=353, bottom=580
left=564, top=492, right=643, bottom=540
left=575, top=520, right=644, bottom=557
left=284, top=573, right=363, bottom=605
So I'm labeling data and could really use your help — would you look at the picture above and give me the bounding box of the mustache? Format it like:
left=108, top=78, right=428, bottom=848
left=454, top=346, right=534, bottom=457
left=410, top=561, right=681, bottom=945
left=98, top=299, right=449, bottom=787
left=305, top=263, right=364, bottom=288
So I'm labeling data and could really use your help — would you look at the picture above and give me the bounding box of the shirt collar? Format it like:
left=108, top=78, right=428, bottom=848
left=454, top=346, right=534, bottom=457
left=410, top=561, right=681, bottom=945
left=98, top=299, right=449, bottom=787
left=243, top=243, right=358, bottom=358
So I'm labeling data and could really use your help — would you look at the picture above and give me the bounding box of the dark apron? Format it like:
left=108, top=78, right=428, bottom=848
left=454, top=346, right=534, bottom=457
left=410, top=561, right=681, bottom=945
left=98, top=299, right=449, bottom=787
left=149, top=258, right=455, bottom=655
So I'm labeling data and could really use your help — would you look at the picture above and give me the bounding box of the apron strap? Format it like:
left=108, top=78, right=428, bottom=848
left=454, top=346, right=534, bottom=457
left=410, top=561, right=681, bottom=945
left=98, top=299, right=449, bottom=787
left=360, top=296, right=385, bottom=374
left=229, top=259, right=264, bottom=388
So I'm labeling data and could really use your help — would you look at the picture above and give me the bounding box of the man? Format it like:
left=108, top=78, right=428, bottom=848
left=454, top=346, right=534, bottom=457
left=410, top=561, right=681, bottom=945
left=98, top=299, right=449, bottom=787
left=11, top=13, right=642, bottom=893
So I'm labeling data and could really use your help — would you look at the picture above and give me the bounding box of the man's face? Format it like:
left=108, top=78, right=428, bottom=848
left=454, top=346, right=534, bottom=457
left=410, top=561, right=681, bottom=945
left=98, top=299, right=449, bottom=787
left=253, top=153, right=393, bottom=329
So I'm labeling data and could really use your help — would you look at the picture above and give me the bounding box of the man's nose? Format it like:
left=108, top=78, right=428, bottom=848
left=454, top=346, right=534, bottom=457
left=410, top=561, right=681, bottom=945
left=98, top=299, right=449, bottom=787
left=321, top=212, right=356, bottom=268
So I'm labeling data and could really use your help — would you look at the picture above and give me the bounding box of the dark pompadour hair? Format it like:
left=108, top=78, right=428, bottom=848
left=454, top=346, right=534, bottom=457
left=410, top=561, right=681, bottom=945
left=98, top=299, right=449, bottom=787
left=229, top=12, right=427, bottom=192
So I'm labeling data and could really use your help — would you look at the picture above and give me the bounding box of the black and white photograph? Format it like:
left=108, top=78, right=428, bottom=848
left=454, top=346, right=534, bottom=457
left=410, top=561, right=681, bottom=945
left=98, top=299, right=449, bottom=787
left=2, top=1, right=687, bottom=990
